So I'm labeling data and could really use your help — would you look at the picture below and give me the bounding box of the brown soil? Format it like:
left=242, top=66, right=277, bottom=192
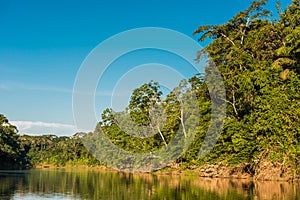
left=164, top=159, right=300, bottom=182
left=33, top=159, right=300, bottom=182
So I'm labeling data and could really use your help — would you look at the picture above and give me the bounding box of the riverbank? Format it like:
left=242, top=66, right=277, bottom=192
left=159, top=159, right=300, bottom=182
left=34, top=164, right=116, bottom=171
left=33, top=160, right=300, bottom=182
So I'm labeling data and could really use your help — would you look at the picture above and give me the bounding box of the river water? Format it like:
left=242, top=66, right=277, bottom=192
left=0, top=169, right=299, bottom=199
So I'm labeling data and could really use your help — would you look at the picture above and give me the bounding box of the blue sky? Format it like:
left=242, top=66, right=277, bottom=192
left=0, top=0, right=292, bottom=136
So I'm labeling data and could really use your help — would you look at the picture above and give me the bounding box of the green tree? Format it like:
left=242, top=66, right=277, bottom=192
left=128, top=81, right=167, bottom=147
left=0, top=114, right=24, bottom=169
left=192, top=0, right=300, bottom=175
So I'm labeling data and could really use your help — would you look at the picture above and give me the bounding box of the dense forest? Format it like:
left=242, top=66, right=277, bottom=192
left=0, top=0, right=299, bottom=177
left=0, top=114, right=100, bottom=169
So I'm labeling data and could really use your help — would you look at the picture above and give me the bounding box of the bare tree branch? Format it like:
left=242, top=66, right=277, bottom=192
left=220, top=33, right=236, bottom=46
left=220, top=90, right=238, bottom=116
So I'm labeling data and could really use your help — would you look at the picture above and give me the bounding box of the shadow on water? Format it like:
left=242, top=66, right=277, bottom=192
left=0, top=169, right=299, bottom=199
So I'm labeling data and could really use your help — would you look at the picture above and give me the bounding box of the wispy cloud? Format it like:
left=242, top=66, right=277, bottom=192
left=0, top=81, right=128, bottom=97
left=0, top=82, right=73, bottom=94
left=0, top=83, right=10, bottom=90
left=10, top=121, right=85, bottom=136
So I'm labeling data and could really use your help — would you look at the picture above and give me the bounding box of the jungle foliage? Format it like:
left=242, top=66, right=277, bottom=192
left=94, top=0, right=300, bottom=172
left=0, top=0, right=299, bottom=172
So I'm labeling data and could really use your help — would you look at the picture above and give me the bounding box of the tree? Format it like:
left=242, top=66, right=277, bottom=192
left=128, top=81, right=167, bottom=147
left=192, top=0, right=300, bottom=175
left=0, top=114, right=24, bottom=169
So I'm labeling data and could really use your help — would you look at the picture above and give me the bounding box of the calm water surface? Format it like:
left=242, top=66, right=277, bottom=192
left=0, top=169, right=299, bottom=200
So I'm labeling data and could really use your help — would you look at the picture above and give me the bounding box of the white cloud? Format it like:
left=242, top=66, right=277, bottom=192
left=10, top=121, right=85, bottom=136
left=0, top=81, right=73, bottom=94
left=0, top=83, right=10, bottom=90
left=0, top=81, right=124, bottom=97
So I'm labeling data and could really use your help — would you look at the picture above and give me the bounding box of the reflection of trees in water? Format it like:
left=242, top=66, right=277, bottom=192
left=0, top=173, right=26, bottom=200
left=0, top=170, right=299, bottom=199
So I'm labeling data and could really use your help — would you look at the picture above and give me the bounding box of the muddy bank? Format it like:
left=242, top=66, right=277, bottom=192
left=33, top=160, right=300, bottom=182
left=166, top=159, right=300, bottom=182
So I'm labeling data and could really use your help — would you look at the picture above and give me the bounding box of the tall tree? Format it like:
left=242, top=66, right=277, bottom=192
left=192, top=0, right=300, bottom=173
left=128, top=81, right=167, bottom=147
left=0, top=114, right=23, bottom=169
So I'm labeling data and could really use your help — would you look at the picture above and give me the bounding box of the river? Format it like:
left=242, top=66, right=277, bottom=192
left=0, top=169, right=299, bottom=199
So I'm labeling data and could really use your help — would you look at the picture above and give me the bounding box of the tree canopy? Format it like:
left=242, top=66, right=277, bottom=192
left=0, top=0, right=299, bottom=175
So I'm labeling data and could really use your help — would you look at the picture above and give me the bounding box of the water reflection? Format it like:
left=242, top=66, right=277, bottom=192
left=0, top=169, right=299, bottom=199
